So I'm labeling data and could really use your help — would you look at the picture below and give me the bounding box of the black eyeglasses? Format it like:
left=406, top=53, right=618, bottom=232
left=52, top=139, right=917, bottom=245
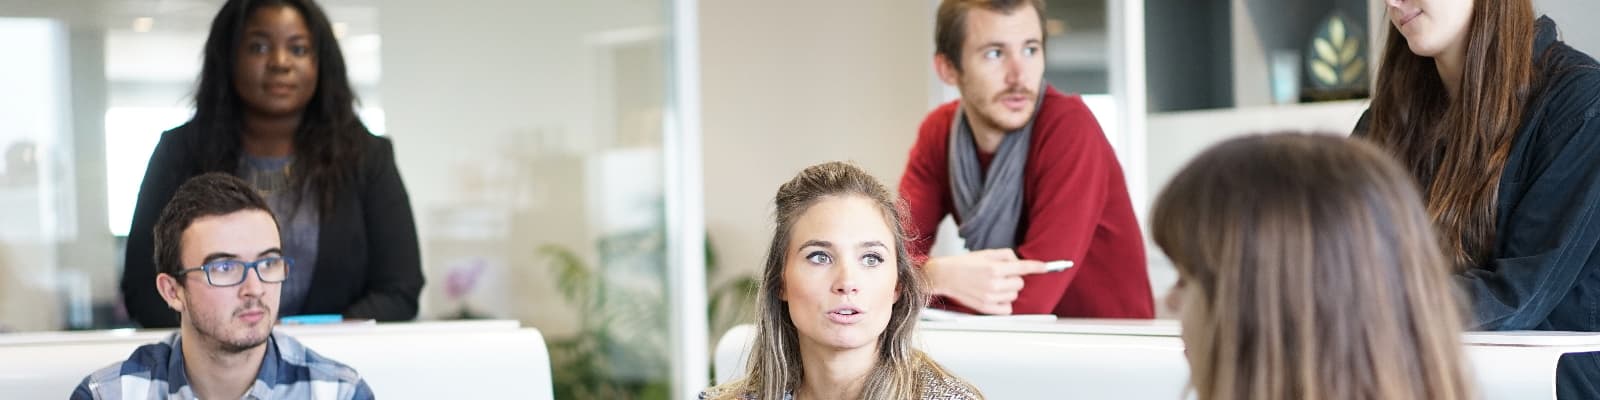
left=176, top=256, right=291, bottom=287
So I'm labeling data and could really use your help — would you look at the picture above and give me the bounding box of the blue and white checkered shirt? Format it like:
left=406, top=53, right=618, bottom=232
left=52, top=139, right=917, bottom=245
left=71, top=331, right=373, bottom=400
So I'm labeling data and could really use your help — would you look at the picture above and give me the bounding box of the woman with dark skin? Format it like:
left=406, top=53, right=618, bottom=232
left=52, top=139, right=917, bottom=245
left=123, top=0, right=423, bottom=328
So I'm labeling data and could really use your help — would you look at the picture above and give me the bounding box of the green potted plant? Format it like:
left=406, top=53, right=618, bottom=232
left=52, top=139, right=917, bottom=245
left=539, top=230, right=756, bottom=399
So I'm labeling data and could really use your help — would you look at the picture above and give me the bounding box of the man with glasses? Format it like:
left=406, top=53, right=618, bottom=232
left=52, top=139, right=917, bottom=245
left=74, top=173, right=372, bottom=399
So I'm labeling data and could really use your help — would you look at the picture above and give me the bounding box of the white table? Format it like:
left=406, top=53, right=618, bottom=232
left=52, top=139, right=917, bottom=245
left=714, top=319, right=1600, bottom=399
left=0, top=320, right=550, bottom=399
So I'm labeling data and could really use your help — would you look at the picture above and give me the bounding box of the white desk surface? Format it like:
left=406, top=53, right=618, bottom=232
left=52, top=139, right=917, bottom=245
left=0, top=320, right=549, bottom=400
left=716, top=319, right=1600, bottom=399
left=922, top=318, right=1600, bottom=349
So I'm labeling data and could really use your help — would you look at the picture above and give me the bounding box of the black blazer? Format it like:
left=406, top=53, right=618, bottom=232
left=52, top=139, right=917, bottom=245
left=121, top=123, right=424, bottom=328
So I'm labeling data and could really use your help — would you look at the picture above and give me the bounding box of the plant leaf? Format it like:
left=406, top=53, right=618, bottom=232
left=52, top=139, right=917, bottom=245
left=737, top=276, right=760, bottom=298
left=707, top=289, right=723, bottom=322
left=1340, top=37, right=1359, bottom=64
left=1314, top=38, right=1338, bottom=65
left=537, top=244, right=593, bottom=304
left=1311, top=59, right=1338, bottom=86
left=1330, top=16, right=1345, bottom=50
left=704, top=234, right=718, bottom=275
left=1341, top=60, right=1366, bottom=85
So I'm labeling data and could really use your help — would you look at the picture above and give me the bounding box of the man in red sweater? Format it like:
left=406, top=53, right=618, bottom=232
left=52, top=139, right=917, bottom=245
left=900, top=0, right=1152, bottom=318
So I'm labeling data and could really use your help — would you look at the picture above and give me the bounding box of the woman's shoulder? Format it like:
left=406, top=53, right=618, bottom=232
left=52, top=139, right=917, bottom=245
left=163, top=120, right=201, bottom=136
left=350, top=132, right=397, bottom=176
left=1522, top=40, right=1600, bottom=157
left=697, top=387, right=763, bottom=400
left=1535, top=39, right=1600, bottom=123
left=696, top=388, right=719, bottom=400
left=143, top=122, right=206, bottom=171
left=918, top=368, right=983, bottom=400
left=154, top=121, right=202, bottom=150
left=351, top=131, right=393, bottom=157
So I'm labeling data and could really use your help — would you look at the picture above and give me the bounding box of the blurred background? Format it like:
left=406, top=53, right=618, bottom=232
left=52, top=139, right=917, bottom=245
left=0, top=0, right=1595, bottom=398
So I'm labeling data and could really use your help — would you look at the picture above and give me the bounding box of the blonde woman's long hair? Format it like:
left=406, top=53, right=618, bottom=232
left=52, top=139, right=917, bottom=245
left=1152, top=134, right=1474, bottom=400
left=708, top=161, right=979, bottom=399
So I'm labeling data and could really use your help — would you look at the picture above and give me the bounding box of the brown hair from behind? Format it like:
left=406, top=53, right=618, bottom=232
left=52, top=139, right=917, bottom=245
left=1152, top=134, right=1474, bottom=400
left=705, top=161, right=981, bottom=399
left=935, top=0, right=1047, bottom=72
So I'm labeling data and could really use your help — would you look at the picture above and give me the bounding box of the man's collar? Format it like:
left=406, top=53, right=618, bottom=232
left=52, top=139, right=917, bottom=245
left=165, top=333, right=190, bottom=392
left=244, top=334, right=280, bottom=399
left=167, top=332, right=281, bottom=399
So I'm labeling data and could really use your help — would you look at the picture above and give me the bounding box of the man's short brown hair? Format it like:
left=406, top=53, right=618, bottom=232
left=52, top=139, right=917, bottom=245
left=152, top=173, right=278, bottom=283
left=934, top=0, right=1048, bottom=72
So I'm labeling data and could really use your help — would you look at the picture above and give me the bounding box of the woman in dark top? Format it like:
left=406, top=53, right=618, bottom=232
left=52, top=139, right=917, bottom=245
left=1356, top=1, right=1600, bottom=398
left=122, top=0, right=423, bottom=328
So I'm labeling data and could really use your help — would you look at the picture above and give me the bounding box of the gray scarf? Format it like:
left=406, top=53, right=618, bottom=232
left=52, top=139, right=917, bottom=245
left=948, top=88, right=1045, bottom=250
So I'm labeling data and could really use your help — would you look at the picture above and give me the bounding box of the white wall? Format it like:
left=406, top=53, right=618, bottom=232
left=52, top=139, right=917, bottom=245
left=699, top=0, right=935, bottom=320
left=1536, top=0, right=1600, bottom=55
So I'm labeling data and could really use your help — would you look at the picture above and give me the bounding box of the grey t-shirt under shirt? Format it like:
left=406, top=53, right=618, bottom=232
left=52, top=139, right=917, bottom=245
left=239, top=154, right=321, bottom=316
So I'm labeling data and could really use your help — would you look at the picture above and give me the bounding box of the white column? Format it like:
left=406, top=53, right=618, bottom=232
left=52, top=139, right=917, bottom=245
left=1108, top=0, right=1148, bottom=220
left=667, top=0, right=709, bottom=398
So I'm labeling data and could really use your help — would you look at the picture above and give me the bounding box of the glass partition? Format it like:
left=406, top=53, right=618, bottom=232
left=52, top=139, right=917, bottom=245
left=0, top=0, right=699, bottom=397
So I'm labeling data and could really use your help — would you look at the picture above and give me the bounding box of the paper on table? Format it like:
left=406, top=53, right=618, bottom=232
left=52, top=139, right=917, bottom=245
left=919, top=307, right=1056, bottom=322
left=1463, top=331, right=1600, bottom=347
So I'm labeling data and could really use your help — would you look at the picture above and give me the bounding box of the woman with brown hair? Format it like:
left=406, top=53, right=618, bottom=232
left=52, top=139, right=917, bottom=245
left=702, top=161, right=981, bottom=399
left=1357, top=0, right=1600, bottom=397
left=1154, top=134, right=1474, bottom=400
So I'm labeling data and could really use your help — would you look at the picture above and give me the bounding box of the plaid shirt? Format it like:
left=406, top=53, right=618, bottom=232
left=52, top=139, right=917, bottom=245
left=71, top=331, right=373, bottom=400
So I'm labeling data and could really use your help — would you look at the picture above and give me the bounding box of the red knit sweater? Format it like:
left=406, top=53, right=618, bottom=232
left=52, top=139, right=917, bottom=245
left=899, top=87, right=1154, bottom=318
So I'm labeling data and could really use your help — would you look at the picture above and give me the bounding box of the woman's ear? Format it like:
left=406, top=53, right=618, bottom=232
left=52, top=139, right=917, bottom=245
left=156, top=273, right=187, bottom=313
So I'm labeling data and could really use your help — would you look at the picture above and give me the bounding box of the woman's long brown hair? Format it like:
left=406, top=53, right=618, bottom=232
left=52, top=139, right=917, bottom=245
left=1363, top=0, right=1536, bottom=266
left=1153, top=134, right=1474, bottom=400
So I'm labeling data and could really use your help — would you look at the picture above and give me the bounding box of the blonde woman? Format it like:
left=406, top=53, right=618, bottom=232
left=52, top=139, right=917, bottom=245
left=1153, top=134, right=1475, bottom=400
left=703, top=162, right=982, bottom=399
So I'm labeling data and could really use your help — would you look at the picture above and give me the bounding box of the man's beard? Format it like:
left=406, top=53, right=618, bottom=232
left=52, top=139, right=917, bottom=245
left=190, top=297, right=272, bottom=353
left=970, top=83, right=1037, bottom=132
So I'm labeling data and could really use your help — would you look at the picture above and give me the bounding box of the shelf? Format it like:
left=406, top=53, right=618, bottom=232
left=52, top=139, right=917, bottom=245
left=1145, top=0, right=1375, bottom=112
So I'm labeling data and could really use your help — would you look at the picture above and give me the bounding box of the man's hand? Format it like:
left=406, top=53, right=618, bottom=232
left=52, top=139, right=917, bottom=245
left=925, top=248, right=1048, bottom=315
